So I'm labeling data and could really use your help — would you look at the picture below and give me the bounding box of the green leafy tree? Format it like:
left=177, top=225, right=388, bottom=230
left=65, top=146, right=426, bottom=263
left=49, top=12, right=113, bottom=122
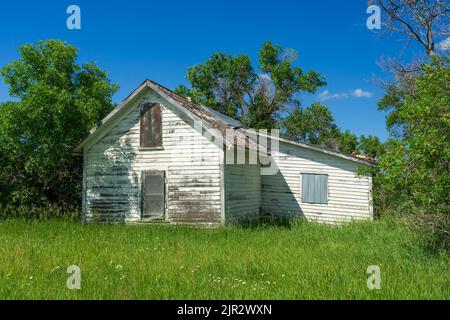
left=176, top=53, right=255, bottom=119
left=0, top=40, right=118, bottom=207
left=367, top=58, right=449, bottom=248
left=283, top=103, right=338, bottom=146
left=358, top=135, right=385, bottom=159
left=367, top=1, right=450, bottom=249
left=176, top=41, right=326, bottom=128
left=176, top=41, right=370, bottom=153
left=338, top=130, right=359, bottom=155
left=283, top=104, right=363, bottom=155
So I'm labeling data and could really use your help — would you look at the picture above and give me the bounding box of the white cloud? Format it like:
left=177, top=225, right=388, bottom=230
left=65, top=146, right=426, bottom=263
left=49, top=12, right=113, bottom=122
left=318, top=88, right=373, bottom=101
left=352, top=89, right=373, bottom=98
left=318, top=90, right=349, bottom=101
left=437, top=37, right=450, bottom=51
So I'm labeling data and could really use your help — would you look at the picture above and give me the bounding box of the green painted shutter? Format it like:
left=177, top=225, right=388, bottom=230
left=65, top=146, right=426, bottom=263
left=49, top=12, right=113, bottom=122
left=302, top=174, right=328, bottom=204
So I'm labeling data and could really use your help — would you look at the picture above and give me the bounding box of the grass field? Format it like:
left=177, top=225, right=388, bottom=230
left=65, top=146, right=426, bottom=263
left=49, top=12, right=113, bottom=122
left=0, top=217, right=448, bottom=300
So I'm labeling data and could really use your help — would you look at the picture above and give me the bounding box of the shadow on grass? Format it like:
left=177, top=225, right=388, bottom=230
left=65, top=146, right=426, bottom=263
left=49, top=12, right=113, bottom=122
left=227, top=211, right=301, bottom=230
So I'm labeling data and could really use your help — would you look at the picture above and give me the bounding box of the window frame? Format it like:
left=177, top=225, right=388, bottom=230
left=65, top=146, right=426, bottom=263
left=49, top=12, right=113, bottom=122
left=141, top=170, right=166, bottom=220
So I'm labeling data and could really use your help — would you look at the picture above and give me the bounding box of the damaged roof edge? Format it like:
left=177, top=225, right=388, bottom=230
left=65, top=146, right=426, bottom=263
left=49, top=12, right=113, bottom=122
left=250, top=129, right=374, bottom=167
left=74, top=79, right=375, bottom=167
left=74, top=79, right=236, bottom=154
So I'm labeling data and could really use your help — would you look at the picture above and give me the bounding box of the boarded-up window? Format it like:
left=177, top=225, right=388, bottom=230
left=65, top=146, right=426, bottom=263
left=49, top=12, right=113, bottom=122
left=140, top=103, right=162, bottom=148
left=142, top=171, right=165, bottom=219
left=301, top=174, right=328, bottom=204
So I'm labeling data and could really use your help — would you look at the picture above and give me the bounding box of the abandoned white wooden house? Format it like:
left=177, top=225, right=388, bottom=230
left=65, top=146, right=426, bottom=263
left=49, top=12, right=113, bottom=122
left=75, top=79, right=374, bottom=226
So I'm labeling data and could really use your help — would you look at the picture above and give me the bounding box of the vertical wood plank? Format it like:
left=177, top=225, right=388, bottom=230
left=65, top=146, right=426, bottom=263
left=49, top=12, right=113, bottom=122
left=140, top=103, right=162, bottom=148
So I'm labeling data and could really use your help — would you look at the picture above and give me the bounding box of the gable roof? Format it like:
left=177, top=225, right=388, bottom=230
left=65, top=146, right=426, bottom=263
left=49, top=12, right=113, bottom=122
left=74, top=79, right=263, bottom=154
left=75, top=79, right=373, bottom=166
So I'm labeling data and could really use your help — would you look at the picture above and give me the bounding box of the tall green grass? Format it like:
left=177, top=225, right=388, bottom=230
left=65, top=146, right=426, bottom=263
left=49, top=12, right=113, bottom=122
left=0, top=216, right=448, bottom=300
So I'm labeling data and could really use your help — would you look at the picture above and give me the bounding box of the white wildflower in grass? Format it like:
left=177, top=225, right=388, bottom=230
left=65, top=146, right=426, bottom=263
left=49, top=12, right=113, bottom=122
left=50, top=266, right=62, bottom=273
left=115, top=265, right=123, bottom=271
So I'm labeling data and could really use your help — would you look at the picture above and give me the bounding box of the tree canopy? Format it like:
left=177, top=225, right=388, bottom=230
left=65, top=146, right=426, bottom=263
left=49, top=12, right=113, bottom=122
left=175, top=41, right=380, bottom=156
left=0, top=40, right=118, bottom=206
left=175, top=41, right=326, bottom=129
left=370, top=57, right=449, bottom=214
left=283, top=103, right=337, bottom=146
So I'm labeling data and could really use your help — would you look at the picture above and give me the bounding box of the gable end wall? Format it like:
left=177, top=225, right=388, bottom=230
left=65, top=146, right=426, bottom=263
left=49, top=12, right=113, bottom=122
left=83, top=89, right=224, bottom=226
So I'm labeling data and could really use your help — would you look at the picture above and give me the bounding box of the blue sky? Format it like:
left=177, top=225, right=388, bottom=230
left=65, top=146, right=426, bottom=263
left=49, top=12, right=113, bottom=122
left=0, top=1, right=428, bottom=141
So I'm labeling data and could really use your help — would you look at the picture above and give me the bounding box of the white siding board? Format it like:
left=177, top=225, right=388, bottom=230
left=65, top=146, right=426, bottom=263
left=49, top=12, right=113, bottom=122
left=224, top=164, right=261, bottom=220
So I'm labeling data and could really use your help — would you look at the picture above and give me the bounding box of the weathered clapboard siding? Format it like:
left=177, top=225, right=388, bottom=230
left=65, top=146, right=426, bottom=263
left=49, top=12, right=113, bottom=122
left=78, top=79, right=374, bottom=226
left=84, top=89, right=223, bottom=225
left=262, top=141, right=373, bottom=223
left=224, top=164, right=261, bottom=220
